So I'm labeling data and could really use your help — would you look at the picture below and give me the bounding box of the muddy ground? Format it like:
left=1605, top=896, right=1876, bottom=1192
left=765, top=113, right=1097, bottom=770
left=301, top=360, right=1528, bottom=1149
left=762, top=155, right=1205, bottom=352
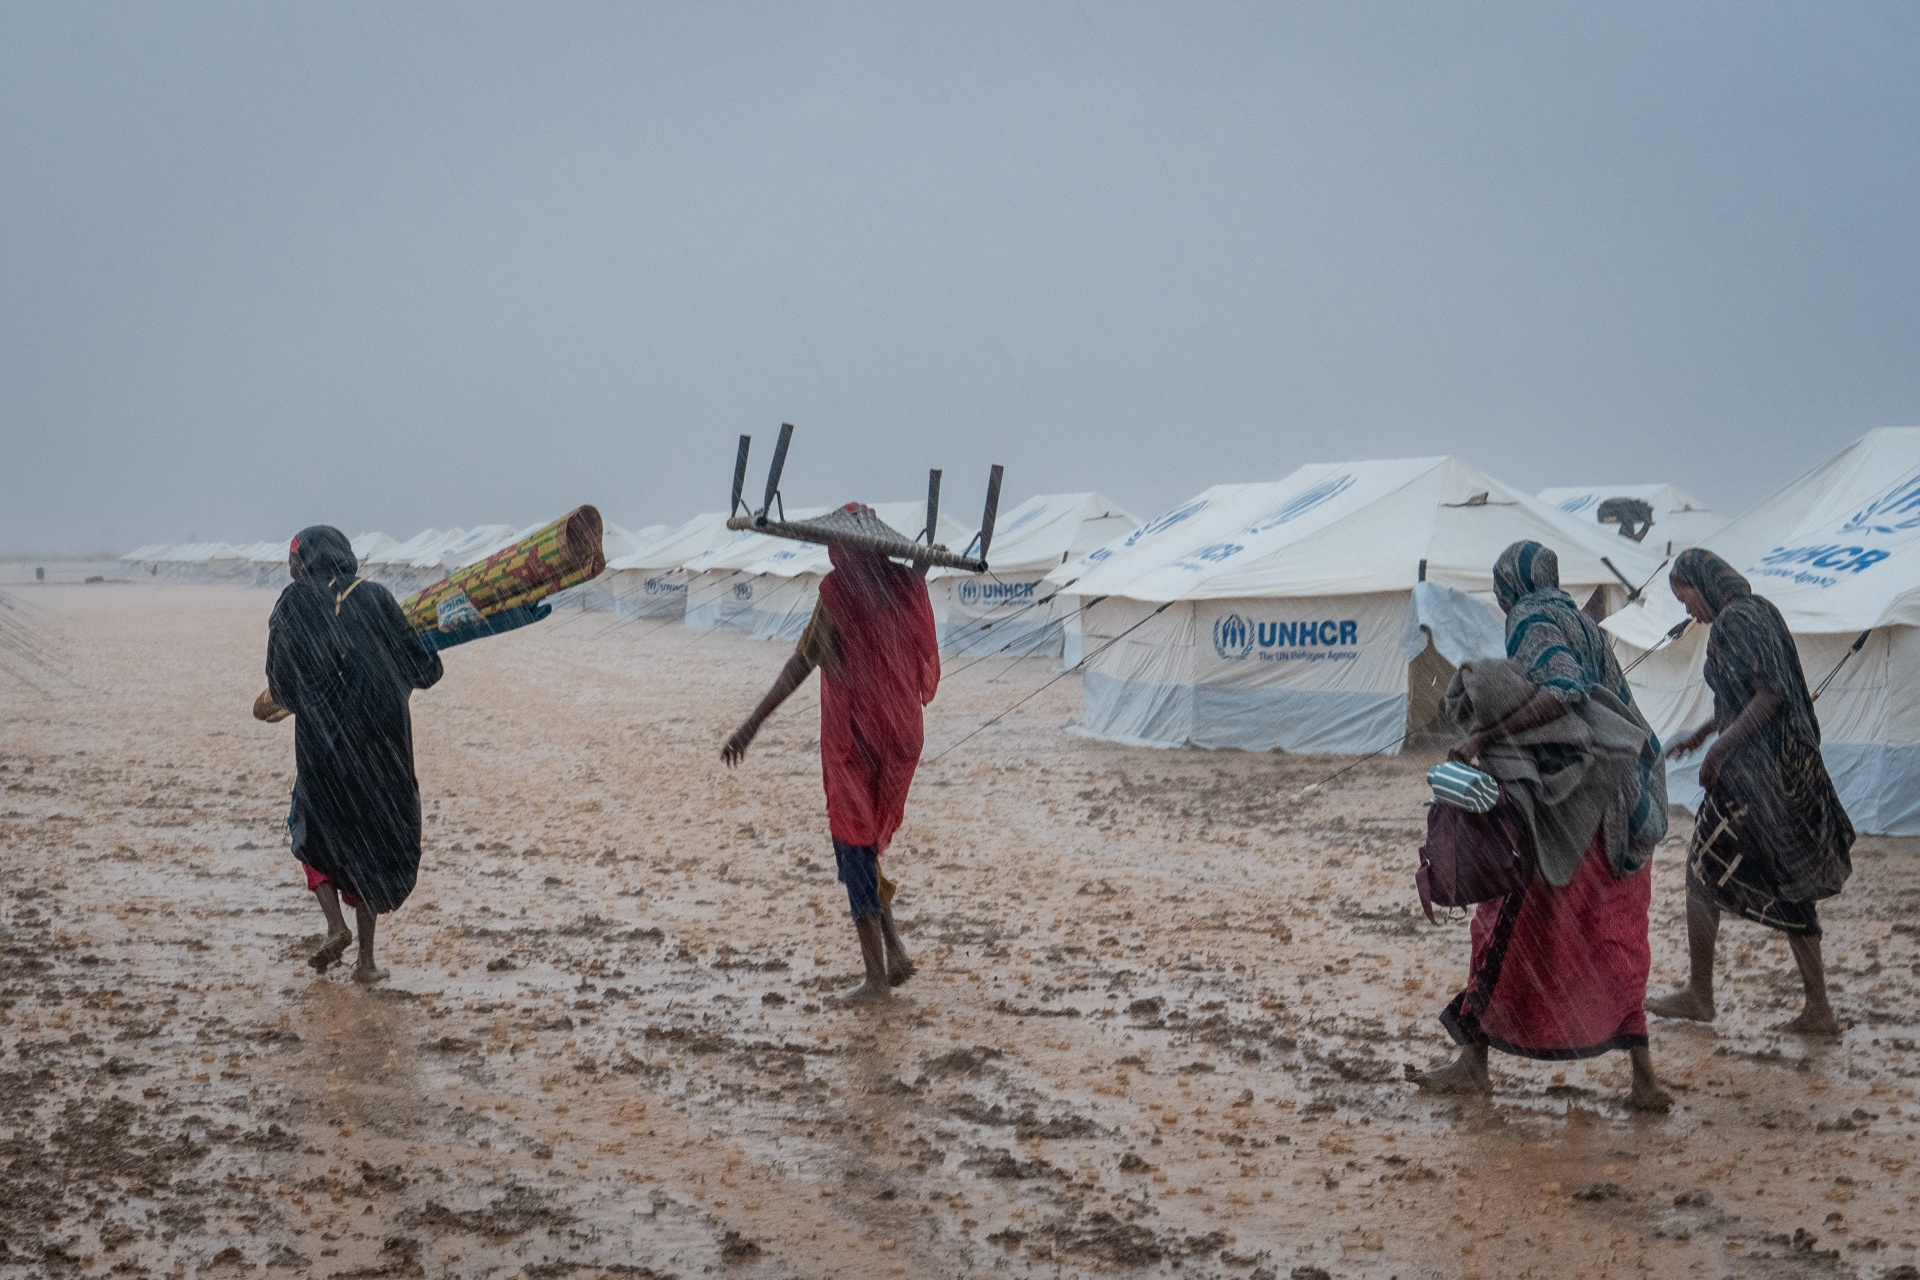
left=2, top=576, right=1918, bottom=1280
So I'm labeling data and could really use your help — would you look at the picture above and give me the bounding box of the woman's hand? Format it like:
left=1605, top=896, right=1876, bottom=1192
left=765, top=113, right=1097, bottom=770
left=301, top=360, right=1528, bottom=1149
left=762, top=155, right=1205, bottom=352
left=253, top=690, right=290, bottom=723
left=1665, top=726, right=1711, bottom=760
left=721, top=721, right=758, bottom=767
left=1698, top=742, right=1727, bottom=791
left=1447, top=733, right=1484, bottom=765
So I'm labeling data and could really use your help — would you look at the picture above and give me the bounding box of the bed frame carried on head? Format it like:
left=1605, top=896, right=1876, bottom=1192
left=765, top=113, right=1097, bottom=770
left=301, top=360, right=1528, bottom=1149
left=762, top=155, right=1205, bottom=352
left=724, top=423, right=1003, bottom=573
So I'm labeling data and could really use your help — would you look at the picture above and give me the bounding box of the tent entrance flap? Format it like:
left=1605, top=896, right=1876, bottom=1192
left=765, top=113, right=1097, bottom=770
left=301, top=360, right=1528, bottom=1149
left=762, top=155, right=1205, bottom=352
left=1405, top=638, right=1457, bottom=745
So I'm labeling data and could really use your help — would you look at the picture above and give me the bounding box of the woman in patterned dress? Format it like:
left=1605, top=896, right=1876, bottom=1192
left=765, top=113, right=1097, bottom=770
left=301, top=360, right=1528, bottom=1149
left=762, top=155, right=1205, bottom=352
left=1647, top=549, right=1853, bottom=1036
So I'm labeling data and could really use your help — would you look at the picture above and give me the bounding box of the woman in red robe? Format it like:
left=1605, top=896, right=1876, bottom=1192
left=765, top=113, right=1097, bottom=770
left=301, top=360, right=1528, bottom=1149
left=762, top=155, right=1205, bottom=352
left=1410, top=541, right=1670, bottom=1111
left=723, top=512, right=941, bottom=1002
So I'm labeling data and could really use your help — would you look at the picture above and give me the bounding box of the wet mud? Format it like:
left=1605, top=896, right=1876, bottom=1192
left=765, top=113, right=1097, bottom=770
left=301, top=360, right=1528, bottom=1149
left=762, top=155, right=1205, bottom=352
left=2, top=580, right=1919, bottom=1279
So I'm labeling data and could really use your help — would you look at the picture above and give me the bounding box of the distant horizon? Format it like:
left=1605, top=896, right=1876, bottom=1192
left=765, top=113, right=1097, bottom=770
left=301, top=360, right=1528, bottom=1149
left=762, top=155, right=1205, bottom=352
left=1, top=429, right=1900, bottom=560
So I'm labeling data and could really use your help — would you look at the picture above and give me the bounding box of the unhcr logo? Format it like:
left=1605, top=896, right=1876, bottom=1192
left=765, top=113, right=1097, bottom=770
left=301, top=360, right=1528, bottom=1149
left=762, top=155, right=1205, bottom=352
left=959, top=580, right=1037, bottom=606
left=732, top=582, right=754, bottom=601
left=1126, top=498, right=1210, bottom=547
left=1244, top=473, right=1357, bottom=534
left=1841, top=470, right=1920, bottom=535
left=642, top=577, right=687, bottom=596
left=1213, top=613, right=1254, bottom=659
left=1214, top=614, right=1360, bottom=661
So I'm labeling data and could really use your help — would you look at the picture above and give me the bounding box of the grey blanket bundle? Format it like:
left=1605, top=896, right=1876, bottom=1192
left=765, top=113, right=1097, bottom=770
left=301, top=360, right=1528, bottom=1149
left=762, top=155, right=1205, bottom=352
left=1441, top=658, right=1666, bottom=886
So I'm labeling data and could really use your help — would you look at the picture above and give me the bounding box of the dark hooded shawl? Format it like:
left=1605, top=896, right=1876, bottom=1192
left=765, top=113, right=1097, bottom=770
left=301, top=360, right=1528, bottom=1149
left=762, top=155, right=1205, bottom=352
left=1487, top=540, right=1667, bottom=869
left=1670, top=549, right=1852, bottom=912
left=268, top=526, right=443, bottom=914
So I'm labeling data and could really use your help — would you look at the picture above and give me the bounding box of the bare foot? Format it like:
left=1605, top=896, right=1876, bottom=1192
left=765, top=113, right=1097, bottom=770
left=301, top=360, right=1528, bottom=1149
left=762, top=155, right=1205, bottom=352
left=1774, top=1010, right=1841, bottom=1038
left=1626, top=1077, right=1673, bottom=1113
left=1645, top=987, right=1715, bottom=1023
left=351, top=963, right=390, bottom=985
left=1405, top=1054, right=1491, bottom=1096
left=831, top=979, right=892, bottom=1006
left=887, top=959, right=916, bottom=988
left=309, top=930, right=352, bottom=972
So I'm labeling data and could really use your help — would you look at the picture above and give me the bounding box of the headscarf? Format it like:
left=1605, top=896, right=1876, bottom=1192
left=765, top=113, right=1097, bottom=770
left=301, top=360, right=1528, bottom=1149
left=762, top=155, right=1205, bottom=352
left=1669, top=548, right=1751, bottom=617
left=1493, top=540, right=1613, bottom=702
left=1492, top=539, right=1560, bottom=613
left=290, top=526, right=358, bottom=584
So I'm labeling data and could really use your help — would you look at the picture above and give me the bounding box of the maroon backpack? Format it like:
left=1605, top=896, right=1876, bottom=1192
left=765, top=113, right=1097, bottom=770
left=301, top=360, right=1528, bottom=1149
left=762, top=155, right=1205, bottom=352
left=1415, top=790, right=1535, bottom=922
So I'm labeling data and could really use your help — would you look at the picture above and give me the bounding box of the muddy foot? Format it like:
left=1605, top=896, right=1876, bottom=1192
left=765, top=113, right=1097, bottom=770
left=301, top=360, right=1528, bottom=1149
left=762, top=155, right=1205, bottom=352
left=351, top=964, right=390, bottom=985
left=1774, top=1010, right=1841, bottom=1038
left=1405, top=1056, right=1491, bottom=1096
left=1645, top=987, right=1716, bottom=1023
left=887, top=959, right=916, bottom=988
left=831, top=980, right=892, bottom=1007
left=1626, top=1078, right=1673, bottom=1113
left=309, top=930, right=353, bottom=972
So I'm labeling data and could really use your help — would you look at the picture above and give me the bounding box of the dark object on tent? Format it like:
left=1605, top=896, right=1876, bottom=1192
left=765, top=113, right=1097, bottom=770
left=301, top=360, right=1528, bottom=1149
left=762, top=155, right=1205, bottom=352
left=35, top=567, right=44, bottom=582
left=723, top=423, right=1004, bottom=572
left=1415, top=788, right=1536, bottom=923
left=1596, top=497, right=1655, bottom=541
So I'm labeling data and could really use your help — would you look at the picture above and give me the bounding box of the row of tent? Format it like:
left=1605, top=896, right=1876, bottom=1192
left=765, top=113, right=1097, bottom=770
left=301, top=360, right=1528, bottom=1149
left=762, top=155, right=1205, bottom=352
left=120, top=524, right=665, bottom=593
left=118, top=431, right=1920, bottom=836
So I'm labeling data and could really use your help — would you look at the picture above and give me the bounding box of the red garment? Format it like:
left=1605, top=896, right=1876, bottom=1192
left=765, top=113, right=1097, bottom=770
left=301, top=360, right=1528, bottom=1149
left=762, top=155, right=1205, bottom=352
left=302, top=862, right=361, bottom=910
left=1442, top=830, right=1650, bottom=1059
left=815, top=532, right=940, bottom=853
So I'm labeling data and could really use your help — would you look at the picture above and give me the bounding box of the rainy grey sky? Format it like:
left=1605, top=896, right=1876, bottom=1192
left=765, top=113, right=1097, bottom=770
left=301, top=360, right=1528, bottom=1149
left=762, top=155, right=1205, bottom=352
left=4, top=3, right=1919, bottom=555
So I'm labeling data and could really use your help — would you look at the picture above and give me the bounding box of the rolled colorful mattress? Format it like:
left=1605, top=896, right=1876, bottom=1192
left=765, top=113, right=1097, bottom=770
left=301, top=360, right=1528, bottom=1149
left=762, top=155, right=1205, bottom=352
left=400, top=505, right=606, bottom=636
left=252, top=506, right=605, bottom=722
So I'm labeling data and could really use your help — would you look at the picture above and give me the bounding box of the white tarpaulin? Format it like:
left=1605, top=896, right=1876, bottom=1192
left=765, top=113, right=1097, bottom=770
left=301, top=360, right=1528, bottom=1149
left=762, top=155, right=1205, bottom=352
left=590, top=514, right=736, bottom=620
left=362, top=528, right=450, bottom=586
left=934, top=492, right=1137, bottom=658
left=1052, top=456, right=1663, bottom=754
left=1605, top=427, right=1920, bottom=833
left=1538, top=483, right=1727, bottom=552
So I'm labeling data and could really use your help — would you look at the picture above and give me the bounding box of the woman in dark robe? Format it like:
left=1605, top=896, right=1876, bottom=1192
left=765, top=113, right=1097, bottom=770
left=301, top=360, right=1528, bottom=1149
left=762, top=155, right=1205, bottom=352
left=721, top=509, right=941, bottom=1004
left=258, top=526, right=443, bottom=978
left=1647, top=549, right=1853, bottom=1036
left=1411, top=540, right=1670, bottom=1110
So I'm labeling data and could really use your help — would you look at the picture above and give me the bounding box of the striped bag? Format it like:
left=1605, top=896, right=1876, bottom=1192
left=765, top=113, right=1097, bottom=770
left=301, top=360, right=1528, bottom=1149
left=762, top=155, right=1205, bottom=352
left=1426, top=761, right=1500, bottom=814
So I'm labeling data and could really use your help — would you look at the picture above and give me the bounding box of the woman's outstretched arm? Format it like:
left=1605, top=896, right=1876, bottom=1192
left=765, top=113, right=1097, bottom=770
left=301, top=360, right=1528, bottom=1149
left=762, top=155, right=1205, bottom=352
left=722, top=651, right=816, bottom=766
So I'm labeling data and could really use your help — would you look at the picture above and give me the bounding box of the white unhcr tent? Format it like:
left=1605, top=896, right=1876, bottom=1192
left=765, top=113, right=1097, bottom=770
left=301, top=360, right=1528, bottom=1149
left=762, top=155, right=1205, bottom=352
left=351, top=531, right=398, bottom=567
left=239, top=540, right=290, bottom=587
left=363, top=529, right=450, bottom=588
left=1605, top=427, right=1920, bottom=834
left=591, top=514, right=737, bottom=621
left=1049, top=456, right=1664, bottom=755
left=119, top=545, right=171, bottom=576
left=387, top=524, right=514, bottom=594
left=153, top=542, right=243, bottom=582
left=934, top=493, right=1137, bottom=658
left=684, top=502, right=971, bottom=642
left=1538, top=483, right=1728, bottom=552
left=601, top=522, right=659, bottom=563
